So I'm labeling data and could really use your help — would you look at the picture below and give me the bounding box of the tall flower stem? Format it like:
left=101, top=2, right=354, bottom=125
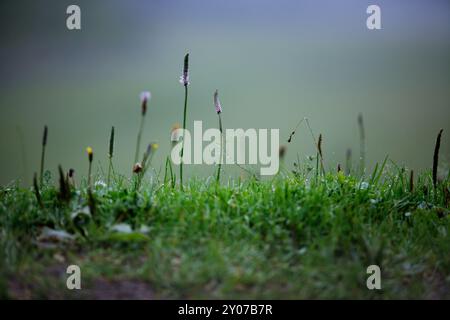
left=134, top=116, right=145, bottom=165
left=134, top=91, right=150, bottom=166
left=180, top=85, right=188, bottom=187
left=213, top=90, right=223, bottom=184
left=179, top=53, right=189, bottom=188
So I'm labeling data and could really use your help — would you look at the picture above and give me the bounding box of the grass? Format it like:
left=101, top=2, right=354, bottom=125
left=0, top=164, right=449, bottom=299
left=0, top=55, right=448, bottom=300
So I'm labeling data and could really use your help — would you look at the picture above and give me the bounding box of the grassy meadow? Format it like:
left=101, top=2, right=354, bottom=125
left=0, top=70, right=448, bottom=298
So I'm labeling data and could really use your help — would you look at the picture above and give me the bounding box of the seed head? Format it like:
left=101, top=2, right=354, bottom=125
left=179, top=53, right=190, bottom=86
left=42, top=125, right=48, bottom=146
left=214, top=90, right=222, bottom=114
left=109, top=126, right=115, bottom=158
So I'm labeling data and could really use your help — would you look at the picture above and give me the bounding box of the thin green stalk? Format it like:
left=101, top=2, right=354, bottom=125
left=345, top=148, right=352, bottom=176
left=107, top=158, right=113, bottom=187
left=40, top=125, right=48, bottom=187
left=107, top=126, right=115, bottom=187
left=180, top=85, right=188, bottom=187
left=33, top=172, right=43, bottom=208
left=216, top=113, right=223, bottom=184
left=315, top=152, right=319, bottom=184
left=87, top=147, right=93, bottom=192
left=317, top=134, right=325, bottom=176
left=358, top=113, right=366, bottom=177
left=134, top=116, right=145, bottom=165
left=135, top=143, right=158, bottom=191
left=164, top=156, right=169, bottom=184
left=87, top=162, right=92, bottom=191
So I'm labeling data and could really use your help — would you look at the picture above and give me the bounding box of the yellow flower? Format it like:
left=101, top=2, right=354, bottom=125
left=86, top=146, right=93, bottom=162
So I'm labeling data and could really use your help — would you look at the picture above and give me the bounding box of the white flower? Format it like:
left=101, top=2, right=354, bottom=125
left=140, top=91, right=151, bottom=103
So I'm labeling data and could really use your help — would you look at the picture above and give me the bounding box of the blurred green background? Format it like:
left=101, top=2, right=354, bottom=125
left=0, top=0, right=449, bottom=185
